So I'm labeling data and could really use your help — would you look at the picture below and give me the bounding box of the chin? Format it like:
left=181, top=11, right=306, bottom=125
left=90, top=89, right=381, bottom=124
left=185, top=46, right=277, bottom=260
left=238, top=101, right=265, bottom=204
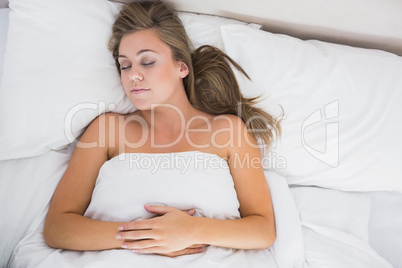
left=129, top=98, right=151, bottom=111
left=133, top=104, right=152, bottom=112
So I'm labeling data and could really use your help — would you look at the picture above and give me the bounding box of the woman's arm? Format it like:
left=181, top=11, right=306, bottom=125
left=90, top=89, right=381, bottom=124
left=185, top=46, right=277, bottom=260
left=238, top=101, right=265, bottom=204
left=44, top=113, right=125, bottom=250
left=117, top=115, right=276, bottom=253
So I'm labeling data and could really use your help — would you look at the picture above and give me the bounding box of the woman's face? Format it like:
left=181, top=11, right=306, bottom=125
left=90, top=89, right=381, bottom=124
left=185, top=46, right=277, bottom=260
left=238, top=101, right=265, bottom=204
left=118, top=29, right=189, bottom=110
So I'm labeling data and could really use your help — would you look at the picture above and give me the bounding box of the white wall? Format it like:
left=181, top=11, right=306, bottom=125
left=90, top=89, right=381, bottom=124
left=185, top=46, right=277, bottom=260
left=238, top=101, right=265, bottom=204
left=169, top=0, right=402, bottom=55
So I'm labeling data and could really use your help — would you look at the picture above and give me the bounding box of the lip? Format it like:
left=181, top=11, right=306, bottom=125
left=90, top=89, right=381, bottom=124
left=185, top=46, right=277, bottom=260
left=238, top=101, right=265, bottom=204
left=131, top=87, right=150, bottom=95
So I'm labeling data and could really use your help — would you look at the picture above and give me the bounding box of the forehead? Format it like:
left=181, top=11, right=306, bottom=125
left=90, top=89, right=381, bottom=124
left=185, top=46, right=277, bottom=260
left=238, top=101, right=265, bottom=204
left=119, top=29, right=170, bottom=56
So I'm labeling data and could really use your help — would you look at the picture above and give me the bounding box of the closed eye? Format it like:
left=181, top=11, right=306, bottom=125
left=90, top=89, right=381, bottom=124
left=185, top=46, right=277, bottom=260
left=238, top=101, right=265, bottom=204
left=120, top=65, right=131, bottom=71
left=142, top=61, right=155, bottom=66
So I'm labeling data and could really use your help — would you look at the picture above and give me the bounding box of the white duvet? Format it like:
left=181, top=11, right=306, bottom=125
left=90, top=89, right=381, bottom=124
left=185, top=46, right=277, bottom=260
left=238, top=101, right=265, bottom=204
left=10, top=151, right=277, bottom=268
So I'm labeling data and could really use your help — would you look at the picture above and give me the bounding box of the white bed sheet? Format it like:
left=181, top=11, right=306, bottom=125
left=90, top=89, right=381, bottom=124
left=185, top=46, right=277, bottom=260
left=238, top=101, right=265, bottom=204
left=368, top=191, right=402, bottom=268
left=0, top=145, right=73, bottom=267
left=290, top=186, right=402, bottom=268
left=0, top=8, right=10, bottom=84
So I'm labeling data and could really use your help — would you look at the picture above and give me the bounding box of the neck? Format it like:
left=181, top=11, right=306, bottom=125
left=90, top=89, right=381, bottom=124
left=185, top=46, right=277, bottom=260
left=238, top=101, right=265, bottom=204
left=139, top=95, right=199, bottom=136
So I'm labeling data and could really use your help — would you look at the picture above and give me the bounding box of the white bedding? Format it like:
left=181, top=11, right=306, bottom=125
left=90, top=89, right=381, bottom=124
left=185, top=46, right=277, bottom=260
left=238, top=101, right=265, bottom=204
left=0, top=7, right=9, bottom=84
left=0, top=146, right=73, bottom=267
left=3, top=150, right=401, bottom=268
left=1, top=2, right=402, bottom=268
left=290, top=187, right=394, bottom=268
left=1, top=151, right=306, bottom=268
left=11, top=152, right=277, bottom=268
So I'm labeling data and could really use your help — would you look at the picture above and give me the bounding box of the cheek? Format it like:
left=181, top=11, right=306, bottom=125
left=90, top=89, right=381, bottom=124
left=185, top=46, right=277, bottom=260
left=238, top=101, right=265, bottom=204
left=120, top=75, right=131, bottom=92
left=157, top=65, right=181, bottom=85
left=149, top=67, right=167, bottom=81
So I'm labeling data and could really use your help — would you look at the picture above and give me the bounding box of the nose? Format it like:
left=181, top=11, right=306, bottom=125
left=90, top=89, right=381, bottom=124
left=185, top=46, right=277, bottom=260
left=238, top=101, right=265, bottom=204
left=129, top=70, right=143, bottom=82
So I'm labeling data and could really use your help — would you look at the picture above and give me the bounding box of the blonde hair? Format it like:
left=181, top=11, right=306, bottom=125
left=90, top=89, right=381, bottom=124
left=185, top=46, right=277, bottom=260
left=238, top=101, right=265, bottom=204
left=108, top=0, right=282, bottom=151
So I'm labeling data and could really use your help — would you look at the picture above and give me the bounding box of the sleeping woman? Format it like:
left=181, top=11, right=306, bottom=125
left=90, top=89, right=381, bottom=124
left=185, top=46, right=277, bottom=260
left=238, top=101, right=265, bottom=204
left=43, top=1, right=281, bottom=267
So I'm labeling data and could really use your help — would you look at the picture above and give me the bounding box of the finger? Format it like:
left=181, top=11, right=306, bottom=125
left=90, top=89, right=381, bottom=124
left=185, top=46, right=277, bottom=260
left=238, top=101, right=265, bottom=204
left=118, top=218, right=154, bottom=231
left=116, top=230, right=156, bottom=241
left=157, top=247, right=205, bottom=257
left=132, top=246, right=166, bottom=254
left=144, top=204, right=174, bottom=215
left=185, top=209, right=195, bottom=216
left=187, top=244, right=209, bottom=248
left=122, top=239, right=159, bottom=250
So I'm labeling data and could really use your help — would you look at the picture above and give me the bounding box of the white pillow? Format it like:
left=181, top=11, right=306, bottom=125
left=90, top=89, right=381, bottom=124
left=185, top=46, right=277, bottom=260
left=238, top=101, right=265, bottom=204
left=178, top=12, right=260, bottom=50
left=0, top=1, right=257, bottom=161
left=221, top=25, right=402, bottom=192
left=0, top=0, right=135, bottom=160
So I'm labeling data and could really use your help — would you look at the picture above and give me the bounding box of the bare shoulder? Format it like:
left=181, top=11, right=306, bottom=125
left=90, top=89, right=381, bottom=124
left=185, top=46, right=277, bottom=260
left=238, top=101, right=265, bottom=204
left=208, top=113, right=256, bottom=158
left=79, top=112, right=122, bottom=143
left=77, top=112, right=137, bottom=159
left=94, top=112, right=126, bottom=129
left=212, top=113, right=247, bottom=130
left=85, top=112, right=122, bottom=132
left=107, top=111, right=149, bottom=157
left=211, top=113, right=250, bottom=142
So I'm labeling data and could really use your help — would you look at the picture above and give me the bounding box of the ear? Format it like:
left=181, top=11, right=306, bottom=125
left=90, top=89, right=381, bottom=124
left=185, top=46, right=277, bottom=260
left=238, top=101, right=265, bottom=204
left=178, top=61, right=189, bottom=79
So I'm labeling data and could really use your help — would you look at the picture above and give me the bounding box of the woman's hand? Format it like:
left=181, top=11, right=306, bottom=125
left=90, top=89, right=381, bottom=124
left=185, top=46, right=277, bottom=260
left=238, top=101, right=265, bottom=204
left=116, top=204, right=205, bottom=255
left=155, top=244, right=207, bottom=257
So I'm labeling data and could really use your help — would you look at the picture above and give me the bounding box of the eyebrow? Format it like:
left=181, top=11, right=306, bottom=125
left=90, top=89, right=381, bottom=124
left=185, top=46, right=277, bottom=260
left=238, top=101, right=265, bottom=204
left=118, top=49, right=157, bottom=58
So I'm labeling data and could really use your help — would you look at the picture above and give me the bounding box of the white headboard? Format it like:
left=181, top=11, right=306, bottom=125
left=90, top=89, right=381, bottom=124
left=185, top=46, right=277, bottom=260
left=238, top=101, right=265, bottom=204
left=2, top=0, right=402, bottom=55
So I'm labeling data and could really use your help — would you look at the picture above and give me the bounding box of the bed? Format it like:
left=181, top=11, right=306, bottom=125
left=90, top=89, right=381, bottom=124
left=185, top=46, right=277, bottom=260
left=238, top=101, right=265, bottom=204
left=0, top=0, right=401, bottom=267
